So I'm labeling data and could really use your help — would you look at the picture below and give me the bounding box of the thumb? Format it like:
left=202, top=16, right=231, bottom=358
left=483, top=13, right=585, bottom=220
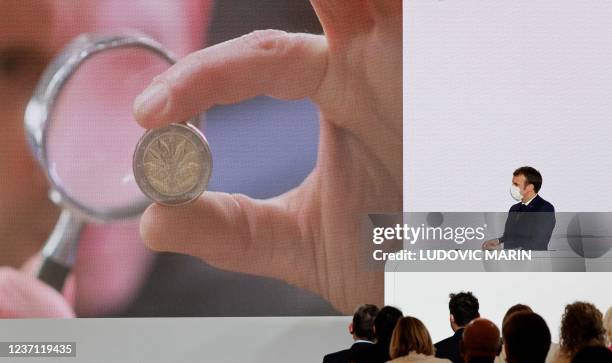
left=140, top=189, right=313, bottom=288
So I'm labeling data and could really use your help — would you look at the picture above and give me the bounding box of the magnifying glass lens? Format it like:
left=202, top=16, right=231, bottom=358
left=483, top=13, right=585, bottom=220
left=46, top=48, right=170, bottom=216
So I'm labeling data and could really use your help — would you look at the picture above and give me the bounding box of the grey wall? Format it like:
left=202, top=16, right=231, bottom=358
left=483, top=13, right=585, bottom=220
left=0, top=317, right=352, bottom=362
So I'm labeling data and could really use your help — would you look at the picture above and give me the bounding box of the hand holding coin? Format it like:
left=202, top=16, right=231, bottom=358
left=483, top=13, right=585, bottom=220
left=132, top=0, right=402, bottom=314
left=133, top=123, right=212, bottom=206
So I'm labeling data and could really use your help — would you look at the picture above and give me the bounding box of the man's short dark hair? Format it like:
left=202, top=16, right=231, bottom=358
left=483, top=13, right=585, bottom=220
left=353, top=304, right=379, bottom=340
left=449, top=291, right=480, bottom=327
left=373, top=306, right=403, bottom=345
left=503, top=312, right=551, bottom=363
left=513, top=166, right=543, bottom=193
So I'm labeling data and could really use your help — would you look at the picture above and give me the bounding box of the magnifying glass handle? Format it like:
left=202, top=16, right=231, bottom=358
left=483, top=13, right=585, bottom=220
left=37, top=258, right=72, bottom=292
left=37, top=209, right=85, bottom=292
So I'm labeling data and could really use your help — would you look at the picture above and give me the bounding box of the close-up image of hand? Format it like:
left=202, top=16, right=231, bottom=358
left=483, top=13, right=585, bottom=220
left=134, top=0, right=402, bottom=313
left=0, top=263, right=73, bottom=318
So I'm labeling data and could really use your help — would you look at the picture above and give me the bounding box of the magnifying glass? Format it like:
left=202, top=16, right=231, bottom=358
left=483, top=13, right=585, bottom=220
left=24, top=32, right=188, bottom=292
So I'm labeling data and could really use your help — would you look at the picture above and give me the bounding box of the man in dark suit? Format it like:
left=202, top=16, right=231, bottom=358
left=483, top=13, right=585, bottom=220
left=483, top=166, right=556, bottom=251
left=355, top=306, right=403, bottom=363
left=323, top=304, right=379, bottom=363
left=435, top=292, right=480, bottom=363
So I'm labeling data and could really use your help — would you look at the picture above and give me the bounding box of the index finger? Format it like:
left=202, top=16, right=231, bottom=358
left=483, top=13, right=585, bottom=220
left=133, top=30, right=328, bottom=128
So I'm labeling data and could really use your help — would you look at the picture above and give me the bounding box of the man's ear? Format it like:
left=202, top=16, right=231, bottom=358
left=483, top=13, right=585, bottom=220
left=348, top=323, right=354, bottom=335
left=450, top=314, right=455, bottom=324
left=91, top=0, right=213, bottom=56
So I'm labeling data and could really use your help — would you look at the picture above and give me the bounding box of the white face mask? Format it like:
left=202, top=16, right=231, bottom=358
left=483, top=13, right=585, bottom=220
left=510, top=185, right=522, bottom=201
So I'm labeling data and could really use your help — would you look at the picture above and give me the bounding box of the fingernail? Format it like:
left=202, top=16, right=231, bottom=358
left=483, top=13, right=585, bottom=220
left=134, top=82, right=169, bottom=121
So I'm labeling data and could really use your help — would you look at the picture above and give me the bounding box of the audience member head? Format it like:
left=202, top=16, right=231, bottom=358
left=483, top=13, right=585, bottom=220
left=560, top=302, right=606, bottom=357
left=373, top=306, right=403, bottom=346
left=503, top=312, right=551, bottom=363
left=604, top=306, right=612, bottom=347
left=389, top=316, right=435, bottom=359
left=350, top=304, right=379, bottom=341
left=502, top=304, right=533, bottom=329
left=571, top=346, right=612, bottom=363
left=448, top=291, right=480, bottom=331
left=460, top=318, right=501, bottom=362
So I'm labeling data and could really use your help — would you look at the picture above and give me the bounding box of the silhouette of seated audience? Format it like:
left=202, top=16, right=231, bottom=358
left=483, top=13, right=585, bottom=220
left=321, top=296, right=611, bottom=363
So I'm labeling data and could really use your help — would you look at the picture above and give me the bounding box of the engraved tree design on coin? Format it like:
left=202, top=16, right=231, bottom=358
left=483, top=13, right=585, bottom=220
left=143, top=133, right=202, bottom=196
left=134, top=122, right=212, bottom=206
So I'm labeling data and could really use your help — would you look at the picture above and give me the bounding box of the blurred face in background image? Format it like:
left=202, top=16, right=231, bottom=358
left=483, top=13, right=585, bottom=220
left=0, top=0, right=209, bottom=315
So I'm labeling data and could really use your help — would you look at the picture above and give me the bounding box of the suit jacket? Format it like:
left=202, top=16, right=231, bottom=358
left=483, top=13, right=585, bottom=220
left=465, top=358, right=495, bottom=363
left=434, top=329, right=464, bottom=363
left=499, top=195, right=556, bottom=251
left=353, top=341, right=390, bottom=363
left=323, top=341, right=375, bottom=363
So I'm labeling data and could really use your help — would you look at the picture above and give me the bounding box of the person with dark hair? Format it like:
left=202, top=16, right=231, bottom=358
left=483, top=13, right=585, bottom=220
left=435, top=292, right=480, bottom=363
left=323, top=304, right=379, bottom=363
left=388, top=316, right=450, bottom=362
left=483, top=166, right=556, bottom=251
left=571, top=346, right=612, bottom=363
left=460, top=318, right=501, bottom=363
left=502, top=312, right=551, bottom=363
left=549, top=302, right=607, bottom=363
left=494, top=304, right=535, bottom=363
left=355, top=306, right=403, bottom=363
left=501, top=304, right=533, bottom=328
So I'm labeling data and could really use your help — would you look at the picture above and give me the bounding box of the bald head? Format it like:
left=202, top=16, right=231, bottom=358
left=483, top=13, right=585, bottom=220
left=461, top=318, right=501, bottom=361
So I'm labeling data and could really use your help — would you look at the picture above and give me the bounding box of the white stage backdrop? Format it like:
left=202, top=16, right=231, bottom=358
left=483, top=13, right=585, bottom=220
left=392, top=0, right=612, bottom=343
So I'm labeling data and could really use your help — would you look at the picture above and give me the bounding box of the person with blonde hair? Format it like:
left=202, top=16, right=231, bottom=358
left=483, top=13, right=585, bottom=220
left=605, top=307, right=612, bottom=350
left=549, top=302, right=607, bottom=363
left=389, top=316, right=450, bottom=363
